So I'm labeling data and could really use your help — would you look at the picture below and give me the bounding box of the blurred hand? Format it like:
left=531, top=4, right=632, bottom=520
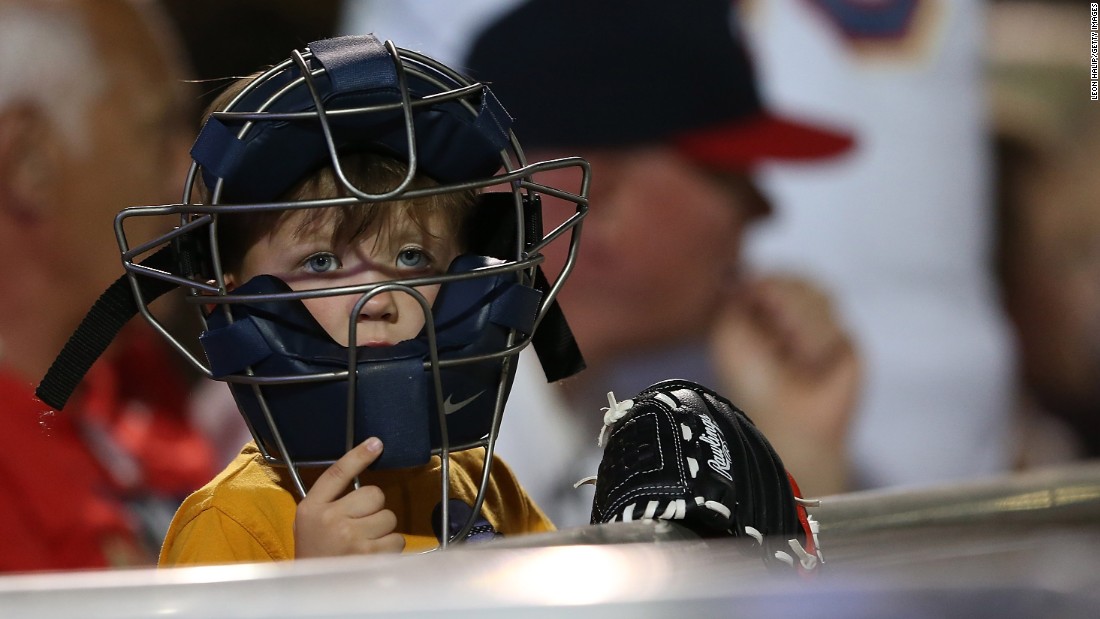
left=709, top=274, right=861, bottom=496
left=294, top=437, right=406, bottom=557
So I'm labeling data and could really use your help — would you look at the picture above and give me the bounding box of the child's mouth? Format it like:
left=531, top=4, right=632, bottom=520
left=359, top=340, right=393, bottom=348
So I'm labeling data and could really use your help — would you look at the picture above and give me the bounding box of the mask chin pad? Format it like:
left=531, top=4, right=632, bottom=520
left=199, top=254, right=542, bottom=469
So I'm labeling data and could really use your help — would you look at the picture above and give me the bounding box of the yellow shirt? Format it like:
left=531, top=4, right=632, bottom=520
left=159, top=443, right=554, bottom=566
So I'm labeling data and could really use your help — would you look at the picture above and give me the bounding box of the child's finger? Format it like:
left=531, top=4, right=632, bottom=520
left=356, top=508, right=399, bottom=539
left=339, top=485, right=387, bottom=518
left=306, top=437, right=384, bottom=504
left=353, top=531, right=405, bottom=555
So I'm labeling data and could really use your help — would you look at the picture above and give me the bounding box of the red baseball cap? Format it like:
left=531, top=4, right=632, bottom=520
left=674, top=112, right=854, bottom=170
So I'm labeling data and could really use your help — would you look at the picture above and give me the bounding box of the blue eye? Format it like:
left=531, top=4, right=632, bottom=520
left=396, top=248, right=429, bottom=270
left=304, top=252, right=341, bottom=274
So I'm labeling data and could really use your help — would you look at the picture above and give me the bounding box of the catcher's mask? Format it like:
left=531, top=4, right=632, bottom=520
left=37, top=35, right=588, bottom=545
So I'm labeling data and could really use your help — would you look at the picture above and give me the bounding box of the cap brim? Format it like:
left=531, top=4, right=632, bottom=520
left=673, top=112, right=855, bottom=171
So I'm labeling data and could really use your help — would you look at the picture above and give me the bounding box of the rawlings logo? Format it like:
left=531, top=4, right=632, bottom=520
left=699, top=414, right=733, bottom=481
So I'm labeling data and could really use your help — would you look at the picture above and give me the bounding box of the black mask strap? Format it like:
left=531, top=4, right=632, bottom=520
left=530, top=265, right=585, bottom=381
left=35, top=246, right=179, bottom=410
left=467, top=192, right=585, bottom=382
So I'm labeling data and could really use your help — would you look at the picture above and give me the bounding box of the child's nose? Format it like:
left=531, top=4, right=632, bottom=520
left=357, top=290, right=398, bottom=322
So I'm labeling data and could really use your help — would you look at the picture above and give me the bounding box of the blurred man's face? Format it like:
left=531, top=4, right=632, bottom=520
left=50, top=3, right=192, bottom=314
left=532, top=146, right=769, bottom=365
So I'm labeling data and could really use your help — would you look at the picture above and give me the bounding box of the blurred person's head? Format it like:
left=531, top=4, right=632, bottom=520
left=460, top=0, right=852, bottom=365
left=0, top=0, right=193, bottom=379
left=996, top=112, right=1100, bottom=452
left=991, top=0, right=1100, bottom=453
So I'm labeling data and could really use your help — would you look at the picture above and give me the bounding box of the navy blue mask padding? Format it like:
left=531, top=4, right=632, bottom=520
left=199, top=254, right=541, bottom=469
left=190, top=34, right=513, bottom=204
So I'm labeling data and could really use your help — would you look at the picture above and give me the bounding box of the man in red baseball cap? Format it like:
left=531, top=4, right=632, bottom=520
left=346, top=0, right=861, bottom=527
left=462, top=0, right=853, bottom=370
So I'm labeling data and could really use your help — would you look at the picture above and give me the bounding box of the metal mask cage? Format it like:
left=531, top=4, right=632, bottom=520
left=111, top=36, right=589, bottom=547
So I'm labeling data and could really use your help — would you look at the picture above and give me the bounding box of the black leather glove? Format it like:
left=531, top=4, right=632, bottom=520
left=589, top=379, right=822, bottom=572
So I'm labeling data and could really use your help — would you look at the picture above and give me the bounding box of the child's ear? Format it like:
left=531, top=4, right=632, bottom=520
left=204, top=274, right=237, bottom=315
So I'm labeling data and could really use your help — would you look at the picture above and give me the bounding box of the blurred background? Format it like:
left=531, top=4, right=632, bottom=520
left=1, top=0, right=1098, bottom=579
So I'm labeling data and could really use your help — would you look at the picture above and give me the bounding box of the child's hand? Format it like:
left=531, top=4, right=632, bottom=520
left=294, top=437, right=406, bottom=557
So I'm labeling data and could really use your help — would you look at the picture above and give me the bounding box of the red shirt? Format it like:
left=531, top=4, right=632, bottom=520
left=0, top=329, right=216, bottom=573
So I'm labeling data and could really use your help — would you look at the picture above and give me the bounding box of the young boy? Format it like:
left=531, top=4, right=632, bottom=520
left=161, top=158, right=551, bottom=563
left=37, top=34, right=589, bottom=564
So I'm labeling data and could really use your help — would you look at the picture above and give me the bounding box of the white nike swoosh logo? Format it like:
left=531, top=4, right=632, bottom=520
left=443, top=390, right=485, bottom=415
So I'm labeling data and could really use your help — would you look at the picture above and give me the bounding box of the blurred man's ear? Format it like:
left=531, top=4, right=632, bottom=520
left=0, top=104, right=59, bottom=221
left=709, top=170, right=773, bottom=221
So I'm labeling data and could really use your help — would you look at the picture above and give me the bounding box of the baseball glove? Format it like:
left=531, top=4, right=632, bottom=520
left=587, top=379, right=822, bottom=573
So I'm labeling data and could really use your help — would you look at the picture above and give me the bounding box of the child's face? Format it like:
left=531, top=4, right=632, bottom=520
left=227, top=208, right=461, bottom=347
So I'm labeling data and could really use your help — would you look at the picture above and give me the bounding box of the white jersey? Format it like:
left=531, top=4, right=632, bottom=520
left=741, top=0, right=1015, bottom=487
